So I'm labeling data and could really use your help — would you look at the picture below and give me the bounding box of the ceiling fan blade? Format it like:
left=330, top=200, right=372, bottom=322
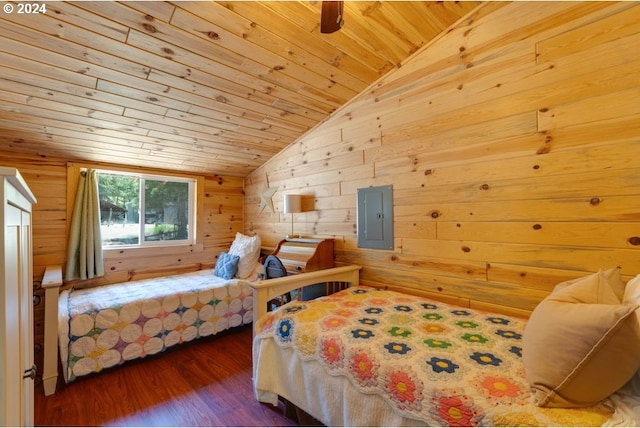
left=321, top=1, right=344, bottom=34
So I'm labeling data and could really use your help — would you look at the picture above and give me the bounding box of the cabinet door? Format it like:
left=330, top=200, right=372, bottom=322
left=20, top=209, right=34, bottom=426
left=3, top=204, right=22, bottom=426
left=1, top=205, right=33, bottom=426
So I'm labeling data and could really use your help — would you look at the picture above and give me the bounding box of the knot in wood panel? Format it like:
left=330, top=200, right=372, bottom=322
left=141, top=23, right=156, bottom=33
left=628, top=236, right=640, bottom=246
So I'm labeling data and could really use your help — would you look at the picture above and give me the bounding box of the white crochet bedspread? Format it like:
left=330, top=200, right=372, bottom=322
left=58, top=269, right=253, bottom=382
left=254, top=286, right=640, bottom=426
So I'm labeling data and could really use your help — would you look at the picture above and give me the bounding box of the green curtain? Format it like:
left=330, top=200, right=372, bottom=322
left=65, top=169, right=104, bottom=281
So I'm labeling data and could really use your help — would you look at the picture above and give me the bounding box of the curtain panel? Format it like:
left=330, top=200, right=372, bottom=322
left=65, top=169, right=104, bottom=281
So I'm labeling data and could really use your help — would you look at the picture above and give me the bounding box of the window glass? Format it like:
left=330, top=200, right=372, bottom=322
left=97, top=171, right=195, bottom=247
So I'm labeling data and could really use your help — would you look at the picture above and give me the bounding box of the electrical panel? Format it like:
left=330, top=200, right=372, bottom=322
left=356, top=185, right=393, bottom=250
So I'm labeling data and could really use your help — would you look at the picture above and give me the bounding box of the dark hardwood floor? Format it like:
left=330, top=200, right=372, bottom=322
left=34, top=325, right=297, bottom=427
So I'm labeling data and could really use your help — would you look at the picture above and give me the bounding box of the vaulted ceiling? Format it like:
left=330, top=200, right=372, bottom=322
left=0, top=1, right=480, bottom=177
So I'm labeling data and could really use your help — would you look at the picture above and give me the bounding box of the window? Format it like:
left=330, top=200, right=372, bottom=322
left=97, top=171, right=196, bottom=247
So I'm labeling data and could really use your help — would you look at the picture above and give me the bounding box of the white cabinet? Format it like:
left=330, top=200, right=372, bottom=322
left=1, top=167, right=37, bottom=426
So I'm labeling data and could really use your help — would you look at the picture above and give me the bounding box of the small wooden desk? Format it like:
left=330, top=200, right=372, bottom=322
left=270, top=238, right=334, bottom=274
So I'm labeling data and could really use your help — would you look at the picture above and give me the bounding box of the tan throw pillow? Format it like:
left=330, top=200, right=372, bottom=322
left=606, top=266, right=626, bottom=301
left=522, top=270, right=640, bottom=408
left=552, top=267, right=625, bottom=301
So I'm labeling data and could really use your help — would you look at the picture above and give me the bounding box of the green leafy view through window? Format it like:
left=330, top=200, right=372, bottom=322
left=97, top=171, right=195, bottom=247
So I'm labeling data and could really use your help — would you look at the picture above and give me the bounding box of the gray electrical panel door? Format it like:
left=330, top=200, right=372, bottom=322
left=357, top=185, right=393, bottom=250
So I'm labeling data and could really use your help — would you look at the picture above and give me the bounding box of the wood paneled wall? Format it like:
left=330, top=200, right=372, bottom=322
left=245, top=2, right=640, bottom=317
left=0, top=151, right=244, bottom=370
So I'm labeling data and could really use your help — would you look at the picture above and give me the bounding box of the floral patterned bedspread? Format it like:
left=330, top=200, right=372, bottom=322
left=255, top=286, right=613, bottom=426
left=59, top=270, right=253, bottom=383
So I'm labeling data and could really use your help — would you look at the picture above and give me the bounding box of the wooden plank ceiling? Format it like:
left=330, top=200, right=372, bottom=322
left=0, top=1, right=479, bottom=177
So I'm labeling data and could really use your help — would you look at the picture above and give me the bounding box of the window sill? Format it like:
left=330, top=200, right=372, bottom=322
left=103, top=242, right=204, bottom=258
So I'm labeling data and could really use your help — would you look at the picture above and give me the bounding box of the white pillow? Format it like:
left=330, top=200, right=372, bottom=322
left=228, top=232, right=261, bottom=278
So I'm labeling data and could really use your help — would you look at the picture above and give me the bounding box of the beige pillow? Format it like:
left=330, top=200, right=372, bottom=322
left=522, top=270, right=640, bottom=408
left=552, top=267, right=625, bottom=301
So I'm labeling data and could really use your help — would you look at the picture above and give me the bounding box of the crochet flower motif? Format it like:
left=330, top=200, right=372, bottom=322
left=352, top=328, right=375, bottom=339
left=359, top=317, right=379, bottom=326
left=421, top=323, right=447, bottom=334
left=334, top=309, right=355, bottom=318
left=456, top=321, right=479, bottom=329
left=461, top=333, right=488, bottom=344
left=470, top=352, right=502, bottom=367
left=427, top=357, right=459, bottom=374
left=385, top=368, right=424, bottom=411
left=323, top=317, right=347, bottom=330
left=276, top=319, right=293, bottom=342
left=423, top=312, right=443, bottom=321
left=294, top=325, right=317, bottom=356
left=343, top=300, right=362, bottom=308
left=496, top=329, right=522, bottom=340
left=479, top=375, right=522, bottom=401
left=421, top=303, right=438, bottom=310
left=486, top=316, right=510, bottom=325
left=258, top=314, right=275, bottom=333
left=424, top=338, right=452, bottom=349
left=365, top=307, right=384, bottom=315
left=297, top=308, right=327, bottom=323
left=389, top=326, right=412, bottom=338
left=451, top=309, right=471, bottom=316
left=430, top=389, right=483, bottom=426
left=321, top=337, right=343, bottom=368
left=394, top=305, right=413, bottom=312
left=350, top=351, right=378, bottom=387
left=509, top=346, right=522, bottom=358
left=384, top=342, right=411, bottom=355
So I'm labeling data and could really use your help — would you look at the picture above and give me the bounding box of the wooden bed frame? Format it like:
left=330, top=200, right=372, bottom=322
left=249, top=264, right=361, bottom=327
left=40, top=264, right=361, bottom=396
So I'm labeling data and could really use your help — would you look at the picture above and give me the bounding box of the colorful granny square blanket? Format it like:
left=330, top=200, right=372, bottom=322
left=255, top=286, right=613, bottom=426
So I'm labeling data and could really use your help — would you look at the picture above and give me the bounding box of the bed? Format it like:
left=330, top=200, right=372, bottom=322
left=58, top=269, right=253, bottom=384
left=251, top=266, right=640, bottom=426
left=43, top=232, right=262, bottom=395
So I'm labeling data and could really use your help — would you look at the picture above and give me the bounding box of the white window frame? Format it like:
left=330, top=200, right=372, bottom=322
left=96, top=169, right=197, bottom=248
